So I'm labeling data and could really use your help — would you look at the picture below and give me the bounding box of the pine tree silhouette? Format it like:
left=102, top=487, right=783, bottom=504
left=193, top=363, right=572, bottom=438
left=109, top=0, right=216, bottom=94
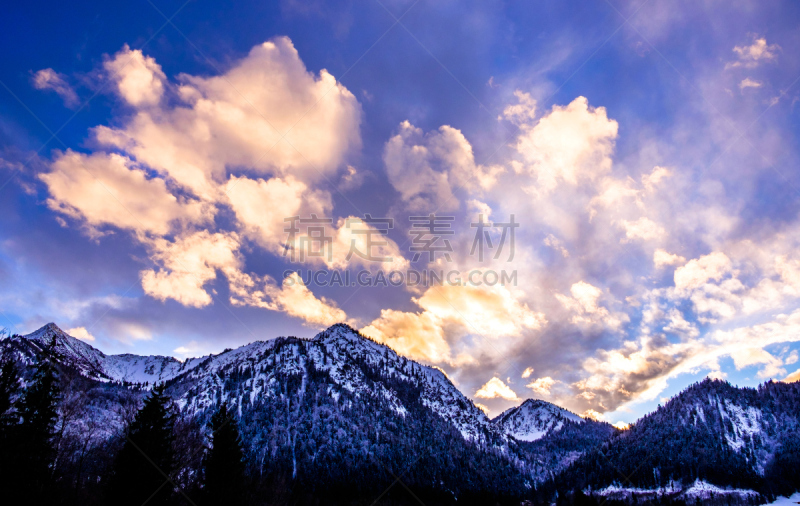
left=0, top=355, right=19, bottom=417
left=0, top=355, right=21, bottom=500
left=202, top=403, right=246, bottom=505
left=10, top=337, right=61, bottom=504
left=109, top=383, right=177, bottom=506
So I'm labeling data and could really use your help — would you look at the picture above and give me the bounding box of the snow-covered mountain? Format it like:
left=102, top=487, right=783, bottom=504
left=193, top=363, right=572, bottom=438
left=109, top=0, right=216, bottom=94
left=166, top=323, right=498, bottom=442
left=541, top=378, right=800, bottom=503
left=8, top=323, right=508, bottom=443
left=6, top=323, right=797, bottom=504
left=9, top=322, right=205, bottom=384
left=492, top=398, right=584, bottom=441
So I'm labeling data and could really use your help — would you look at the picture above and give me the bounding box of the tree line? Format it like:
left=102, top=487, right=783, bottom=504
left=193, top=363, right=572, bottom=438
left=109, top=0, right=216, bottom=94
left=0, top=338, right=245, bottom=506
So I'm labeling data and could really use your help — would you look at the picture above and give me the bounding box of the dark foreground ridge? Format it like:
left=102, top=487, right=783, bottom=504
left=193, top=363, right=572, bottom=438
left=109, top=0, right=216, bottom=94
left=0, top=323, right=798, bottom=506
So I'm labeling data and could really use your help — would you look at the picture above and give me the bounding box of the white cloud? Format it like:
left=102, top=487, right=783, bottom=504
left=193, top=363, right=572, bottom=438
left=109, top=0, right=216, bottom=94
left=526, top=376, right=555, bottom=395
left=739, top=78, right=763, bottom=90
left=226, top=269, right=348, bottom=328
left=40, top=150, right=210, bottom=237
left=619, top=217, right=666, bottom=243
left=67, top=327, right=95, bottom=342
left=726, top=36, right=780, bottom=69
left=654, top=249, right=686, bottom=269
left=501, top=90, right=537, bottom=125
left=513, top=96, right=618, bottom=193
left=95, top=37, right=361, bottom=199
left=174, top=341, right=201, bottom=359
left=674, top=252, right=733, bottom=291
left=642, top=166, right=672, bottom=192
left=784, top=369, right=800, bottom=383
left=582, top=409, right=604, bottom=421
left=141, top=231, right=241, bottom=308
left=361, top=310, right=452, bottom=364
left=32, top=68, right=78, bottom=107
left=475, top=377, right=520, bottom=401
left=224, top=174, right=331, bottom=251
left=544, top=234, right=569, bottom=257
left=521, top=366, right=534, bottom=378
left=556, top=281, right=625, bottom=329
left=383, top=121, right=503, bottom=210
left=104, top=45, right=166, bottom=107
left=362, top=282, right=545, bottom=365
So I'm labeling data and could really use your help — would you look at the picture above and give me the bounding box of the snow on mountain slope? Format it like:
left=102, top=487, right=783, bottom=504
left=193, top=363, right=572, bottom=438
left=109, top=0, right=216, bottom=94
left=171, top=324, right=497, bottom=442
left=14, top=323, right=205, bottom=385
left=493, top=398, right=584, bottom=441
left=8, top=323, right=498, bottom=443
left=593, top=480, right=759, bottom=502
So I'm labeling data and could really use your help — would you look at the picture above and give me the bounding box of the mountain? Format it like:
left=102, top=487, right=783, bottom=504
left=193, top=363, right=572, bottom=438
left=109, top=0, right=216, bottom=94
left=3, top=323, right=798, bottom=505
left=1, top=323, right=544, bottom=502
left=492, top=398, right=584, bottom=441
left=8, top=322, right=205, bottom=384
left=538, top=378, right=800, bottom=503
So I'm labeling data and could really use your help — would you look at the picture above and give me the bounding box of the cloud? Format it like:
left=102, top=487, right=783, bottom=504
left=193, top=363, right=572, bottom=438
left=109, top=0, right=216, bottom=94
left=512, top=96, right=618, bottom=193
left=40, top=150, right=210, bottom=237
left=573, top=308, right=800, bottom=416
left=526, top=376, right=555, bottom=395
left=362, top=282, right=545, bottom=365
left=36, top=38, right=365, bottom=330
left=141, top=231, right=241, bottom=308
left=66, top=327, right=96, bottom=342
left=618, top=217, right=666, bottom=243
left=739, top=78, right=763, bottom=90
left=94, top=37, right=361, bottom=199
left=383, top=121, right=503, bottom=210
left=415, top=283, right=545, bottom=337
left=784, top=369, right=800, bottom=383
left=501, top=90, right=537, bottom=125
left=475, top=377, right=520, bottom=401
left=361, top=310, right=451, bottom=364
left=104, top=45, right=166, bottom=107
left=730, top=347, right=785, bottom=379
left=521, top=366, right=534, bottom=378
left=673, top=252, right=733, bottom=291
left=224, top=174, right=331, bottom=251
left=174, top=341, right=201, bottom=359
left=544, top=234, right=569, bottom=257
left=641, top=166, right=672, bottom=192
left=555, top=281, right=625, bottom=329
left=31, top=69, right=79, bottom=107
left=137, top=231, right=348, bottom=327
left=654, top=249, right=685, bottom=269
left=582, top=409, right=604, bottom=421
left=258, top=273, right=348, bottom=327
left=726, top=36, right=780, bottom=69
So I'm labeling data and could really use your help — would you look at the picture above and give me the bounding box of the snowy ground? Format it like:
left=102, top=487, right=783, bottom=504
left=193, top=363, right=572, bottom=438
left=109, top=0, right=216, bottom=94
left=762, top=493, right=800, bottom=506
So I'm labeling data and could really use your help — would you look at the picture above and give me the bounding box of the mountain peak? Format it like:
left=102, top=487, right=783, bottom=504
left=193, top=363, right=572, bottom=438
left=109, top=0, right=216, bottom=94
left=493, top=398, right=584, bottom=442
left=313, top=323, right=368, bottom=343
left=24, top=322, right=70, bottom=341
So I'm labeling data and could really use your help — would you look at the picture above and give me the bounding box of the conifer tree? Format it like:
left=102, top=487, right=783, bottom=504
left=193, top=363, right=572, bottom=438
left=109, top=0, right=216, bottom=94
left=109, top=383, right=177, bottom=506
left=203, top=403, right=246, bottom=505
left=0, top=355, right=21, bottom=497
left=0, top=355, right=19, bottom=417
left=11, top=338, right=61, bottom=503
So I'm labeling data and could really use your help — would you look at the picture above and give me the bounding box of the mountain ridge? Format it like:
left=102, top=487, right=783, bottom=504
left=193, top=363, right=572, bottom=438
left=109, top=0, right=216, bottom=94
left=4, top=322, right=799, bottom=504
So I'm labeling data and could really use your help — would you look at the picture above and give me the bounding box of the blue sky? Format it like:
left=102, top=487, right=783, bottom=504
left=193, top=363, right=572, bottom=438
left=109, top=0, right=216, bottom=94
left=2, top=0, right=800, bottom=425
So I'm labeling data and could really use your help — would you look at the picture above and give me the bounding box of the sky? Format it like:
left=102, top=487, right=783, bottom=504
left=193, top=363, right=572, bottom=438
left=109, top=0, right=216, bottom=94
left=1, top=0, right=800, bottom=425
